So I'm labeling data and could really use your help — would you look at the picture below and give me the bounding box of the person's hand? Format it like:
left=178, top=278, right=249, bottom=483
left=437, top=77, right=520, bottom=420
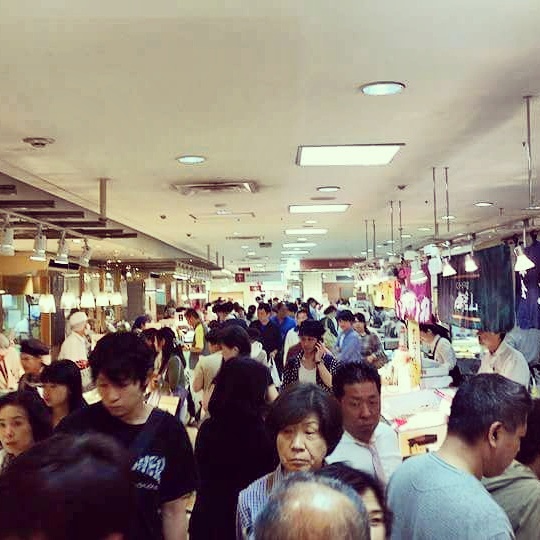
left=315, top=342, right=325, bottom=365
left=366, top=354, right=375, bottom=364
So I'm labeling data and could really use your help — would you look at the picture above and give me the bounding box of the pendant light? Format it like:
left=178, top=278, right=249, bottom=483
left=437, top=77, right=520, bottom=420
left=60, top=291, right=78, bottom=310
left=514, top=220, right=535, bottom=272
left=464, top=234, right=479, bottom=273
left=54, top=231, right=69, bottom=265
left=80, top=290, right=96, bottom=309
left=442, top=243, right=457, bottom=277
left=1, top=217, right=15, bottom=256
left=410, top=259, right=428, bottom=285
left=95, top=291, right=110, bottom=307
left=30, top=225, right=47, bottom=262
left=38, top=293, right=56, bottom=314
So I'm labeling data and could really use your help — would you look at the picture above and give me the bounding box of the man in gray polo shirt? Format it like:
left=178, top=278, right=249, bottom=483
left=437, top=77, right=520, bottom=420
left=388, top=374, right=531, bottom=540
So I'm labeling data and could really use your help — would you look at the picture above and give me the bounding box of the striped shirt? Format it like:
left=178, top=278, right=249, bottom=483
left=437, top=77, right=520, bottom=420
left=236, top=464, right=286, bottom=539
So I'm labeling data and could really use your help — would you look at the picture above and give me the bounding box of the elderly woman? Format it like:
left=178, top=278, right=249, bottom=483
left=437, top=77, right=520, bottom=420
left=0, top=390, right=52, bottom=474
left=282, top=320, right=339, bottom=393
left=236, top=383, right=343, bottom=538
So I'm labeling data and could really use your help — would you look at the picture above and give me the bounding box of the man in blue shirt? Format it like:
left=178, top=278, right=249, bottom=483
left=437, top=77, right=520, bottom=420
left=335, top=310, right=362, bottom=364
left=271, top=302, right=296, bottom=344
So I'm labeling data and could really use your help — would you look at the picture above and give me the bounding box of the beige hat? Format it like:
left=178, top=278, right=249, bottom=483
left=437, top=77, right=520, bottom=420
left=69, top=311, right=88, bottom=327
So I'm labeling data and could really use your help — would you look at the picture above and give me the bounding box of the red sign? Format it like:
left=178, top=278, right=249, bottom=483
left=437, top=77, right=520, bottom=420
left=235, top=273, right=246, bottom=283
left=238, top=267, right=251, bottom=272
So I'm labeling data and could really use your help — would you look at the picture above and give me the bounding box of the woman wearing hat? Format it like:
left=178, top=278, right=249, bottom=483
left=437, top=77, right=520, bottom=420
left=58, top=311, right=89, bottom=364
left=18, top=338, right=50, bottom=394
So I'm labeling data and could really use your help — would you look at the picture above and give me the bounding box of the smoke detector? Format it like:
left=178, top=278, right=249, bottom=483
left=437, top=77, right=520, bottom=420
left=22, top=137, right=55, bottom=148
left=172, top=181, right=258, bottom=196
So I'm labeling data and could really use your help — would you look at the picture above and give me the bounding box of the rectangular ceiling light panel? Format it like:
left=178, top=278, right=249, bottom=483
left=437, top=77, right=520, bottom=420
left=289, top=204, right=350, bottom=214
left=296, top=144, right=404, bottom=166
left=281, top=250, right=310, bottom=255
left=283, top=242, right=317, bottom=248
left=285, top=228, right=328, bottom=235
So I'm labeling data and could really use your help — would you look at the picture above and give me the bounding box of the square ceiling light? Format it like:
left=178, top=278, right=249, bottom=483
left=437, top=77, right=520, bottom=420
left=285, top=228, right=328, bottom=235
left=289, top=204, right=350, bottom=214
left=296, top=144, right=404, bottom=166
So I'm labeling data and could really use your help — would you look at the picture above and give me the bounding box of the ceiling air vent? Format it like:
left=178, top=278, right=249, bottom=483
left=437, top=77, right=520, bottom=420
left=172, top=181, right=258, bottom=196
left=225, top=235, right=263, bottom=241
left=259, top=242, right=272, bottom=248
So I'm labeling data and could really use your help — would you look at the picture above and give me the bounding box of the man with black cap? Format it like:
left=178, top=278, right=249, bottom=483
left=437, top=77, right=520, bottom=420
left=335, top=310, right=362, bottom=364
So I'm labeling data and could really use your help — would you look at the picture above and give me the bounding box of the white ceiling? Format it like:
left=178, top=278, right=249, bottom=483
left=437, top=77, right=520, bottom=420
left=1, top=0, right=540, bottom=271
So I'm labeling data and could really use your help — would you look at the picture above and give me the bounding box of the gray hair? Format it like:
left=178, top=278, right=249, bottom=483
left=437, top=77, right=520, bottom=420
left=254, top=472, right=369, bottom=540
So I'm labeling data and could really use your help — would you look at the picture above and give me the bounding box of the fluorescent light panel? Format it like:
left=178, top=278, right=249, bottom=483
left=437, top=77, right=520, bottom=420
left=296, top=144, right=404, bottom=166
left=289, top=204, right=350, bottom=214
left=283, top=242, right=317, bottom=248
left=281, top=250, right=310, bottom=255
left=285, top=229, right=327, bottom=235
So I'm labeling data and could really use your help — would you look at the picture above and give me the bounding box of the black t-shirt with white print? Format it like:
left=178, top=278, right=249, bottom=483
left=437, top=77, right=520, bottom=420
left=57, top=402, right=197, bottom=540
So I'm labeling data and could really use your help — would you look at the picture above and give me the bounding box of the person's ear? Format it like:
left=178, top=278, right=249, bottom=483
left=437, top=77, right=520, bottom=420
left=488, top=421, right=503, bottom=448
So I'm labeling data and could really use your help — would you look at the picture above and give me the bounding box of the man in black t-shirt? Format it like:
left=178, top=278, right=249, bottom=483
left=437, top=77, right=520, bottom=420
left=250, top=303, right=282, bottom=371
left=58, top=332, right=197, bottom=540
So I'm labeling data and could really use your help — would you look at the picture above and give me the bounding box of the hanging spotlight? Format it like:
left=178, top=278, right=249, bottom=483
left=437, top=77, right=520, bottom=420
left=79, top=239, right=92, bottom=268
left=54, top=231, right=69, bottom=265
left=30, top=225, right=47, bottom=262
left=514, top=245, right=535, bottom=272
left=410, top=259, right=428, bottom=285
left=464, top=254, right=478, bottom=273
left=95, top=291, right=110, bottom=307
left=80, top=290, right=96, bottom=309
left=1, top=217, right=15, bottom=256
left=442, top=258, right=457, bottom=277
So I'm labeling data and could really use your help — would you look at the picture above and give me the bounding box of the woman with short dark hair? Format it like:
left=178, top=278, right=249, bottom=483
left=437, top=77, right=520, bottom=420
left=0, top=391, right=52, bottom=474
left=237, top=383, right=343, bottom=538
left=353, top=313, right=387, bottom=368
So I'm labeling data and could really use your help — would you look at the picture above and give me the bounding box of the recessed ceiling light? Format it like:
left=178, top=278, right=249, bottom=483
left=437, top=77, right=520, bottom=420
left=305, top=219, right=318, bottom=224
left=176, top=155, right=206, bottom=164
left=417, top=227, right=431, bottom=232
left=283, top=242, right=317, bottom=248
left=72, top=239, right=81, bottom=244
left=296, top=144, right=404, bottom=166
left=297, top=237, right=307, bottom=241
left=474, top=201, right=494, bottom=207
left=289, top=204, right=350, bottom=214
left=359, top=81, right=406, bottom=96
left=247, top=251, right=256, bottom=256
left=241, top=245, right=249, bottom=249
left=317, top=186, right=341, bottom=192
left=285, top=228, right=328, bottom=235
left=281, top=250, right=310, bottom=255
left=401, top=234, right=412, bottom=239
left=386, top=240, right=396, bottom=244
left=441, top=215, right=456, bottom=221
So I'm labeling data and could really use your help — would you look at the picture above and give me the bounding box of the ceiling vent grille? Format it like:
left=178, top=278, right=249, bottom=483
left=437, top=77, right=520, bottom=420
left=225, top=235, right=263, bottom=241
left=172, top=181, right=258, bottom=196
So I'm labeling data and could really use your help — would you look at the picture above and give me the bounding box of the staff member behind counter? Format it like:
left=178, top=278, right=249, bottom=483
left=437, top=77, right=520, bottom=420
left=418, top=323, right=456, bottom=369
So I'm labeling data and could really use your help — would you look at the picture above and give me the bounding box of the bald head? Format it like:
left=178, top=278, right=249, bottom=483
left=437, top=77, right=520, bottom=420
left=254, top=473, right=369, bottom=540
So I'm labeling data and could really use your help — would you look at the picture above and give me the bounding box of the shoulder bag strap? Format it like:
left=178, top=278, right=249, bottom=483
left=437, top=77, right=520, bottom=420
left=128, top=408, right=166, bottom=462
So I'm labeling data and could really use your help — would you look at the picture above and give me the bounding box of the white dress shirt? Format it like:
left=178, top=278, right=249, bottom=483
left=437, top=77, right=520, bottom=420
left=326, top=422, right=402, bottom=485
left=477, top=340, right=530, bottom=387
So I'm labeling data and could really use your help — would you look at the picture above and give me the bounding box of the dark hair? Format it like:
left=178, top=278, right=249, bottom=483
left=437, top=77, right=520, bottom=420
left=419, top=322, right=451, bottom=342
left=89, top=332, right=154, bottom=388
left=184, top=308, right=202, bottom=321
left=247, top=305, right=257, bottom=316
left=324, top=305, right=337, bottom=316
left=132, top=315, right=150, bottom=330
left=209, top=357, right=269, bottom=420
left=516, top=399, right=540, bottom=465
left=257, top=302, right=272, bottom=314
left=141, top=327, right=158, bottom=350
left=254, top=472, right=369, bottom=540
left=448, top=374, right=532, bottom=444
left=354, top=313, right=371, bottom=334
left=297, top=319, right=325, bottom=340
left=247, top=327, right=262, bottom=342
left=0, top=433, right=133, bottom=540
left=0, top=391, right=52, bottom=443
left=20, top=338, right=49, bottom=357
left=266, top=383, right=343, bottom=455
left=205, top=328, right=222, bottom=345
left=333, top=362, right=381, bottom=399
left=287, top=302, right=298, bottom=314
left=41, top=360, right=86, bottom=413
left=157, top=327, right=186, bottom=375
left=318, top=463, right=392, bottom=534
left=336, top=310, right=355, bottom=323
left=296, top=308, right=309, bottom=319
left=218, top=325, right=251, bottom=357
left=213, top=301, right=234, bottom=314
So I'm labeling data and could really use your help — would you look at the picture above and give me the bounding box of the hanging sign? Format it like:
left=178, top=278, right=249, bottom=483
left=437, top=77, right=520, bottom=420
left=234, top=273, right=245, bottom=283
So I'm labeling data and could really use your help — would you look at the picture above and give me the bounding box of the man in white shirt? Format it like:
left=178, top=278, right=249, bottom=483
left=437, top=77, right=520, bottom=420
left=477, top=330, right=530, bottom=387
left=59, top=311, right=92, bottom=390
left=192, top=329, right=222, bottom=416
left=327, top=361, right=402, bottom=485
